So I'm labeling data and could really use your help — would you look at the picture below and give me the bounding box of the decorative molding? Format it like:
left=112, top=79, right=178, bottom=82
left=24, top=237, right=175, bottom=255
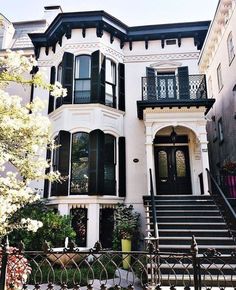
left=199, top=0, right=235, bottom=71
left=124, top=52, right=199, bottom=63
left=144, top=106, right=205, bottom=114
left=37, top=41, right=124, bottom=66
left=150, top=60, right=183, bottom=68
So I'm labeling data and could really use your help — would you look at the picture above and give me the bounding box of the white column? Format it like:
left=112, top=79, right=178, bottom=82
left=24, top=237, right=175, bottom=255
left=145, top=123, right=155, bottom=195
left=200, top=133, right=210, bottom=195
left=58, top=203, right=69, bottom=215
left=87, top=203, right=100, bottom=248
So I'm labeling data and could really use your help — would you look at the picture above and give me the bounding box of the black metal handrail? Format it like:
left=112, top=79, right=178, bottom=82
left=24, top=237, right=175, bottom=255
left=149, top=168, right=159, bottom=240
left=206, top=169, right=236, bottom=230
left=142, top=74, right=207, bottom=101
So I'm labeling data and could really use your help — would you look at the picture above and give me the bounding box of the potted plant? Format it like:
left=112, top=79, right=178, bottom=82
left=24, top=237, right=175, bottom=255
left=113, top=203, right=140, bottom=269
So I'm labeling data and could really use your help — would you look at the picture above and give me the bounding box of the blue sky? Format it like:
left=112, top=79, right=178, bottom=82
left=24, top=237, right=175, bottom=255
left=1, top=0, right=219, bottom=25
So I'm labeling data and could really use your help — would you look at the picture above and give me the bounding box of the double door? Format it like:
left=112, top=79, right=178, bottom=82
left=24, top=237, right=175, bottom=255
left=155, top=146, right=192, bottom=195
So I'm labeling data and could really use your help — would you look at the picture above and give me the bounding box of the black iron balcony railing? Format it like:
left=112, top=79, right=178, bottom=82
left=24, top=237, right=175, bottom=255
left=142, top=74, right=207, bottom=101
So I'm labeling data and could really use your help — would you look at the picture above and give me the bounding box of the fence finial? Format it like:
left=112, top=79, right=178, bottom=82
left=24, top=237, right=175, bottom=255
left=191, top=235, right=198, bottom=255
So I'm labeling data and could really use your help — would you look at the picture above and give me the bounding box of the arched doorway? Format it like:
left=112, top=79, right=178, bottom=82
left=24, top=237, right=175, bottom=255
left=154, top=126, right=192, bottom=195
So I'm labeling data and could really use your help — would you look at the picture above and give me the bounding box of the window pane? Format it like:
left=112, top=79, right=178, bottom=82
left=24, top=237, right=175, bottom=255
left=217, top=64, right=223, bottom=90
left=176, top=150, right=186, bottom=177
left=158, top=151, right=168, bottom=178
left=105, top=83, right=114, bottom=106
left=57, top=63, right=62, bottom=83
left=71, top=132, right=89, bottom=194
left=104, top=134, right=116, bottom=195
left=106, top=59, right=116, bottom=84
left=75, top=55, right=91, bottom=78
left=75, top=80, right=91, bottom=103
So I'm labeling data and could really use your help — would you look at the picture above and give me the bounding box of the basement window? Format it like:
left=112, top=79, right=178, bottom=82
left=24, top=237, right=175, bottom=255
left=166, top=39, right=177, bottom=45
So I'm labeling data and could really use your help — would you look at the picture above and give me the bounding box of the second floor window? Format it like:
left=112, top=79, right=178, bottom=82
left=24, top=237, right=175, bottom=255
left=74, top=55, right=91, bottom=103
left=105, top=59, right=116, bottom=107
left=217, top=63, right=223, bottom=91
left=227, top=32, right=235, bottom=64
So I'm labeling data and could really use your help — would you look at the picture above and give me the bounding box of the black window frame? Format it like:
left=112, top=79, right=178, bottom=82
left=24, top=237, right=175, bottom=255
left=69, top=131, right=117, bottom=196
left=104, top=134, right=117, bottom=195
left=105, top=58, right=117, bottom=108
left=74, top=54, right=91, bottom=104
left=70, top=131, right=90, bottom=195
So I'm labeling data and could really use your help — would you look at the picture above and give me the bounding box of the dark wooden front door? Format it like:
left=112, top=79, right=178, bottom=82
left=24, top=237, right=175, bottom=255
left=155, top=146, right=192, bottom=195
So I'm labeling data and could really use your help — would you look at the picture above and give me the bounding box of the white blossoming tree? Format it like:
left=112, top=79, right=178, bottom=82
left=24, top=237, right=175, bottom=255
left=0, top=51, right=67, bottom=239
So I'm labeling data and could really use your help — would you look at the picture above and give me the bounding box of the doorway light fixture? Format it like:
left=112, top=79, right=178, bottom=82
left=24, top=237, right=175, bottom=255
left=170, top=127, right=177, bottom=145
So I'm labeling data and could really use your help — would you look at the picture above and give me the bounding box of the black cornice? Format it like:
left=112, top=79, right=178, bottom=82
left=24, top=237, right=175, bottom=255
left=137, top=99, right=215, bottom=119
left=28, top=10, right=210, bottom=50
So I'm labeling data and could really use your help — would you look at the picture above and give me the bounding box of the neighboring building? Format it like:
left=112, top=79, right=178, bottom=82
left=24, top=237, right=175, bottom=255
left=199, top=0, right=236, bottom=176
left=28, top=10, right=214, bottom=249
left=0, top=12, right=46, bottom=102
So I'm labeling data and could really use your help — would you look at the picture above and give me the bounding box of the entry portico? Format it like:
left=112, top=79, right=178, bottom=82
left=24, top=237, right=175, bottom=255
left=142, top=106, right=212, bottom=196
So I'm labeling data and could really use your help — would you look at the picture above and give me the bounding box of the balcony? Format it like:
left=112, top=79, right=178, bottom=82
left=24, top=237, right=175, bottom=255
left=137, top=74, right=215, bottom=119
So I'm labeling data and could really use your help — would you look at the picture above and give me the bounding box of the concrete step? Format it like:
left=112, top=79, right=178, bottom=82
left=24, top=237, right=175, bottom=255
left=158, top=229, right=230, bottom=237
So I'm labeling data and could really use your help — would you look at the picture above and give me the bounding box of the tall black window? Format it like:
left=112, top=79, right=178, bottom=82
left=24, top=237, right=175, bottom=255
left=104, top=134, right=116, bottom=195
left=74, top=55, right=91, bottom=103
left=57, top=63, right=63, bottom=83
left=105, top=59, right=116, bottom=107
left=71, top=132, right=89, bottom=194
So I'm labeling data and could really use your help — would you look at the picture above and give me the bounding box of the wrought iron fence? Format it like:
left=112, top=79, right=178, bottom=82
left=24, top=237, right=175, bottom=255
left=1, top=238, right=236, bottom=290
left=142, top=74, right=207, bottom=101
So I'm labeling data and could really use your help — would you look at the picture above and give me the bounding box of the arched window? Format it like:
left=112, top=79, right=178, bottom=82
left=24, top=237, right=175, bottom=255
left=74, top=55, right=91, bottom=103
left=71, top=132, right=89, bottom=194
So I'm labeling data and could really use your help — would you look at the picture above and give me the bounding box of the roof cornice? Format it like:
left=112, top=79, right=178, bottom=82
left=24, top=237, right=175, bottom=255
left=28, top=10, right=210, bottom=54
left=199, top=0, right=235, bottom=71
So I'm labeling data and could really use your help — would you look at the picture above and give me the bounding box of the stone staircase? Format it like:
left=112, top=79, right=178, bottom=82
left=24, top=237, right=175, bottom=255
left=143, top=195, right=236, bottom=254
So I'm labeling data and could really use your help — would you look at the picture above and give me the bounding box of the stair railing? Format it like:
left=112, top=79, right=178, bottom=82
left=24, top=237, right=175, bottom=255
left=149, top=168, right=159, bottom=243
left=206, top=168, right=236, bottom=235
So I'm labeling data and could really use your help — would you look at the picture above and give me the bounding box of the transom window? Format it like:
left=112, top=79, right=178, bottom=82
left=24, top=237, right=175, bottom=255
left=105, top=59, right=116, bottom=107
left=74, top=55, right=91, bottom=103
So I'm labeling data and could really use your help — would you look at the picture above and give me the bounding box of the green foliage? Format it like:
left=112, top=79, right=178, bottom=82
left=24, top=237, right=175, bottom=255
left=113, top=203, right=140, bottom=250
left=28, top=255, right=117, bottom=287
left=9, top=200, right=76, bottom=250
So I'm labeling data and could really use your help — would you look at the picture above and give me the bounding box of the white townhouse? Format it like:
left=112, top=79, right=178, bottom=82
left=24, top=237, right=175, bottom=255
left=27, top=7, right=215, bottom=249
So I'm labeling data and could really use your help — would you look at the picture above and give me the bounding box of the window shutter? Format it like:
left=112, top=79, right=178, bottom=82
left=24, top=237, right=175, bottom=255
left=88, top=129, right=104, bottom=195
left=146, top=67, right=156, bottom=100
left=178, top=66, right=190, bottom=99
left=118, top=63, right=125, bottom=111
left=61, top=52, right=74, bottom=105
left=118, top=137, right=126, bottom=197
left=91, top=50, right=106, bottom=104
left=48, top=66, right=56, bottom=114
left=43, top=148, right=51, bottom=198
left=51, top=130, right=71, bottom=196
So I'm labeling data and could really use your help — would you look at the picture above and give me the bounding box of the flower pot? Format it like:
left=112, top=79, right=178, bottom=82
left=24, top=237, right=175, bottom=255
left=121, top=239, right=131, bottom=269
